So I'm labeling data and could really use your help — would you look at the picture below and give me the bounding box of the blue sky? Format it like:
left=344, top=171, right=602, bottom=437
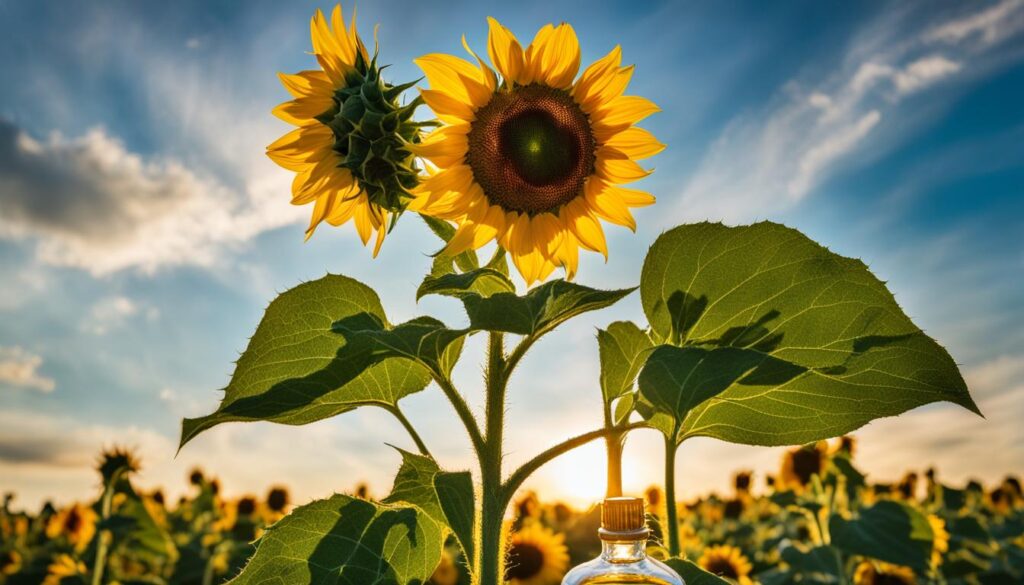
left=1, top=0, right=1022, bottom=509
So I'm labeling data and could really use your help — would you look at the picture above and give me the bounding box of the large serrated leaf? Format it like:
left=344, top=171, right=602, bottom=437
left=417, top=268, right=515, bottom=301
left=637, top=344, right=793, bottom=441
left=383, top=449, right=475, bottom=569
left=336, top=316, right=467, bottom=377
left=229, top=494, right=442, bottom=585
left=638, top=222, right=978, bottom=447
left=180, top=275, right=431, bottom=449
left=462, top=279, right=635, bottom=336
left=598, top=321, right=654, bottom=405
left=830, top=500, right=935, bottom=572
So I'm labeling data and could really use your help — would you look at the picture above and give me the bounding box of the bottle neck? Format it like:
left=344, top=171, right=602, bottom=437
left=600, top=539, right=647, bottom=563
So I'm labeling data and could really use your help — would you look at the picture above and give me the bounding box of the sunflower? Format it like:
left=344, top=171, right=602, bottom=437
left=504, top=523, right=569, bottom=585
left=45, top=503, right=97, bottom=553
left=779, top=442, right=828, bottom=492
left=852, top=561, right=916, bottom=585
left=928, top=514, right=949, bottom=567
left=409, top=18, right=663, bottom=284
left=43, top=554, right=88, bottom=585
left=697, top=545, right=754, bottom=585
left=267, top=5, right=424, bottom=254
left=0, top=550, right=22, bottom=576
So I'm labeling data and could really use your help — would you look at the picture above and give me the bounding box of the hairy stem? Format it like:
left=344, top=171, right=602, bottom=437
left=383, top=404, right=432, bottom=458
left=435, top=373, right=486, bottom=456
left=664, top=434, right=680, bottom=557
left=477, top=332, right=507, bottom=585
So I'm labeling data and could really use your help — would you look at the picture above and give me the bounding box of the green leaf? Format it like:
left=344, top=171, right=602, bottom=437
left=781, top=545, right=843, bottom=581
left=111, top=481, right=177, bottom=560
left=229, top=494, right=442, bottom=585
left=829, top=500, right=935, bottom=572
left=462, top=279, right=635, bottom=336
left=638, top=221, right=978, bottom=446
left=638, top=344, right=788, bottom=441
left=180, top=275, right=431, bottom=449
left=417, top=268, right=515, bottom=301
left=336, top=316, right=467, bottom=377
left=664, top=558, right=731, bottom=585
left=598, top=321, right=654, bottom=405
left=382, top=449, right=475, bottom=569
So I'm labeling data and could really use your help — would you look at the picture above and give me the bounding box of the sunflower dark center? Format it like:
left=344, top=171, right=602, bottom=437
left=792, top=449, right=823, bottom=484
left=505, top=542, right=545, bottom=580
left=704, top=558, right=740, bottom=579
left=468, top=84, right=595, bottom=214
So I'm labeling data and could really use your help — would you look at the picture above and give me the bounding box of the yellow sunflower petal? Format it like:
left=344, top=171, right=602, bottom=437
left=415, top=54, right=493, bottom=109
left=323, top=188, right=359, bottom=225
left=553, top=228, right=580, bottom=280
left=446, top=197, right=506, bottom=255
left=486, top=17, right=526, bottom=84
left=574, top=56, right=634, bottom=114
left=406, top=127, right=469, bottom=168
left=329, top=4, right=360, bottom=67
left=310, top=9, right=351, bottom=85
left=372, top=209, right=388, bottom=257
left=462, top=34, right=497, bottom=91
left=419, top=88, right=476, bottom=122
left=603, top=127, right=665, bottom=160
left=305, top=190, right=337, bottom=240
left=524, top=23, right=580, bottom=89
left=561, top=198, right=608, bottom=258
left=267, top=126, right=334, bottom=170
left=353, top=199, right=375, bottom=245
left=571, top=45, right=622, bottom=108
left=507, top=213, right=546, bottom=285
left=591, top=95, right=660, bottom=137
left=272, top=96, right=335, bottom=126
left=277, top=70, right=334, bottom=99
left=595, top=147, right=652, bottom=183
left=585, top=177, right=637, bottom=230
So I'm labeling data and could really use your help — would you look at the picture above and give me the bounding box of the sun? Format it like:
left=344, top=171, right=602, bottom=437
left=530, top=441, right=645, bottom=507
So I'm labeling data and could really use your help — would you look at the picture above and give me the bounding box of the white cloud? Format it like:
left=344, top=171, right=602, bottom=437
left=892, top=56, right=962, bottom=94
left=925, top=0, right=1024, bottom=47
left=81, top=295, right=153, bottom=335
left=788, top=109, right=881, bottom=198
left=0, top=346, right=55, bottom=393
left=0, top=122, right=301, bottom=276
left=669, top=1, right=1023, bottom=225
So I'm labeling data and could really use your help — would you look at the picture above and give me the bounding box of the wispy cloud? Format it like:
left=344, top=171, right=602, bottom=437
left=0, top=120, right=299, bottom=276
left=670, top=0, right=1024, bottom=224
left=0, top=346, right=55, bottom=393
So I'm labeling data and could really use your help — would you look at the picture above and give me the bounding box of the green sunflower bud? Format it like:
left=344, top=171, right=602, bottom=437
left=316, top=51, right=428, bottom=218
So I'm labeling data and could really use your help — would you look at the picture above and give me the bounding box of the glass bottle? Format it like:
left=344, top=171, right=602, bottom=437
left=561, top=496, right=685, bottom=585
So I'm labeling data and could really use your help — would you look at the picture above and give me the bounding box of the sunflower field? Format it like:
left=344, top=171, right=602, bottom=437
left=2, top=439, right=1022, bottom=585
left=3, top=4, right=1017, bottom=585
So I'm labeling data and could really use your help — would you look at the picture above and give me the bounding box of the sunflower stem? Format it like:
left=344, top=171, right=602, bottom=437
left=477, top=332, right=507, bottom=585
left=382, top=404, right=432, bottom=458
left=92, top=469, right=123, bottom=585
left=663, top=435, right=681, bottom=557
left=603, top=400, right=624, bottom=498
left=435, top=373, right=486, bottom=456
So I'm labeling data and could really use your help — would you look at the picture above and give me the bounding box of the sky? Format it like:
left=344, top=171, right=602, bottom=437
left=0, top=0, right=1022, bottom=511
